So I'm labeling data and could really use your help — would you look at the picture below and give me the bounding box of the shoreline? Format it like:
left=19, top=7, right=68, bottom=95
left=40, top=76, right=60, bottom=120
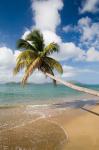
left=0, top=96, right=98, bottom=107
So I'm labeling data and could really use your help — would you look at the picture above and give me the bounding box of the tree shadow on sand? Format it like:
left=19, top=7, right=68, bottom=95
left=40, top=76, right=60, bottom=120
left=53, top=99, right=99, bottom=116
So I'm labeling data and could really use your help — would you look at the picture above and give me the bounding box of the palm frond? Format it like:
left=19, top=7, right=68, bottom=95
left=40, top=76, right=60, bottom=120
left=43, top=57, right=63, bottom=74
left=13, top=60, right=26, bottom=75
left=17, top=50, right=38, bottom=61
left=44, top=43, right=59, bottom=55
left=25, top=30, right=45, bottom=52
left=14, top=29, right=63, bottom=86
left=40, top=62, right=56, bottom=85
left=13, top=50, right=37, bottom=75
left=17, top=39, right=36, bottom=51
left=22, top=57, right=41, bottom=85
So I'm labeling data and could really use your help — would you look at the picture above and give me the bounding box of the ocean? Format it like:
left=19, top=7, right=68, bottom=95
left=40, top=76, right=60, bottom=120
left=0, top=83, right=99, bottom=106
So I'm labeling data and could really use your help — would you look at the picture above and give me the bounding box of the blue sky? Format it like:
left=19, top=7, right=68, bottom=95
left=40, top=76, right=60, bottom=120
left=0, top=0, right=98, bottom=49
left=0, top=0, right=99, bottom=84
left=0, top=0, right=32, bottom=48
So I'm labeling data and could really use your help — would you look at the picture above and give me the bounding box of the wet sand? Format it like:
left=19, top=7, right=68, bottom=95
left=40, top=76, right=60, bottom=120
left=0, top=104, right=99, bottom=150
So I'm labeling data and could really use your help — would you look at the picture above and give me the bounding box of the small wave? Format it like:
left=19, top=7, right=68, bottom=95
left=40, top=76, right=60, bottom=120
left=27, top=104, right=50, bottom=108
left=25, top=104, right=52, bottom=118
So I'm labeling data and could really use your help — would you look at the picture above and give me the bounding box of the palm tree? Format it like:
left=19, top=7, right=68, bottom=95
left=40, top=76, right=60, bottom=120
left=14, top=30, right=99, bottom=97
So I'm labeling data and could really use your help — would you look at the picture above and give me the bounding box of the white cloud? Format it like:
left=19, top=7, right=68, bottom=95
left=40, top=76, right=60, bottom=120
left=32, top=0, right=63, bottom=32
left=0, top=47, right=21, bottom=83
left=0, top=47, right=14, bottom=68
left=0, top=47, right=80, bottom=83
left=78, top=17, right=99, bottom=42
left=61, top=65, right=96, bottom=79
left=30, top=65, right=96, bottom=83
left=22, top=29, right=85, bottom=61
left=39, top=30, right=85, bottom=61
left=21, top=0, right=86, bottom=62
left=1, top=0, right=99, bottom=83
left=0, top=47, right=46, bottom=83
left=21, top=13, right=99, bottom=63
left=62, top=25, right=78, bottom=33
left=62, top=65, right=77, bottom=78
left=42, top=30, right=62, bottom=45
left=15, top=2, right=99, bottom=64
left=62, top=25, right=74, bottom=33
left=62, top=17, right=99, bottom=50
left=78, top=17, right=91, bottom=27
left=0, top=46, right=99, bottom=83
left=86, top=47, right=99, bottom=61
left=80, top=0, right=99, bottom=14
left=52, top=42, right=85, bottom=61
left=77, top=17, right=99, bottom=51
left=21, top=29, right=30, bottom=39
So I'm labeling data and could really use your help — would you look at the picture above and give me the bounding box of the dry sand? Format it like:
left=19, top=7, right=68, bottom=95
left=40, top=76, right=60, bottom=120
left=51, top=105, right=99, bottom=150
left=0, top=105, right=99, bottom=150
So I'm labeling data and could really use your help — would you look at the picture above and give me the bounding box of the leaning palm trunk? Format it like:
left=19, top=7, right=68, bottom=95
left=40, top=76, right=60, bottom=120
left=15, top=30, right=99, bottom=97
left=46, top=72, right=99, bottom=97
left=22, top=57, right=41, bottom=84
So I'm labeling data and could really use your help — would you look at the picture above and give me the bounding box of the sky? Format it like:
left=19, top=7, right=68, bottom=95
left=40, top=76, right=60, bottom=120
left=0, top=0, right=99, bottom=84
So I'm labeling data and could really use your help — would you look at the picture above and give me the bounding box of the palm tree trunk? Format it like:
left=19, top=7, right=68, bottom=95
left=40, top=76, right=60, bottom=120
left=80, top=107, right=99, bottom=116
left=22, top=57, right=41, bottom=84
left=46, top=72, right=99, bottom=97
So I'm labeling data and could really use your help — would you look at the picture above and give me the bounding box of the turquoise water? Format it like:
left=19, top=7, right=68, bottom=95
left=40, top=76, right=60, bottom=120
left=0, top=83, right=99, bottom=105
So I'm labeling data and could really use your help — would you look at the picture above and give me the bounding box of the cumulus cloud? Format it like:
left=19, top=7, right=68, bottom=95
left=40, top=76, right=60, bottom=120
left=0, top=47, right=20, bottom=68
left=62, top=25, right=74, bottom=33
left=78, top=17, right=99, bottom=49
left=0, top=47, right=47, bottom=83
left=61, top=65, right=96, bottom=78
left=0, top=45, right=98, bottom=83
left=32, top=0, right=63, bottom=32
left=21, top=29, right=31, bottom=39
left=1, top=0, right=85, bottom=83
left=29, top=65, right=96, bottom=83
left=62, top=65, right=77, bottom=78
left=78, top=17, right=99, bottom=41
left=0, top=46, right=75, bottom=83
left=42, top=31, right=85, bottom=61
left=78, top=17, right=99, bottom=62
left=42, top=30, right=62, bottom=45
left=86, top=47, right=99, bottom=61
left=80, top=0, right=99, bottom=14
left=63, top=17, right=99, bottom=50
left=22, top=30, right=85, bottom=62
left=0, top=47, right=14, bottom=68
left=22, top=2, right=99, bottom=64
left=0, top=47, right=82, bottom=83
left=0, top=47, right=21, bottom=83
left=52, top=42, right=85, bottom=61
left=21, top=0, right=87, bottom=62
left=62, top=25, right=77, bottom=33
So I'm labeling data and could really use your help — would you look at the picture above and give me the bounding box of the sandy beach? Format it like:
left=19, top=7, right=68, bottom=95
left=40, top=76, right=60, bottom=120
left=0, top=103, right=99, bottom=150
left=50, top=105, right=99, bottom=150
